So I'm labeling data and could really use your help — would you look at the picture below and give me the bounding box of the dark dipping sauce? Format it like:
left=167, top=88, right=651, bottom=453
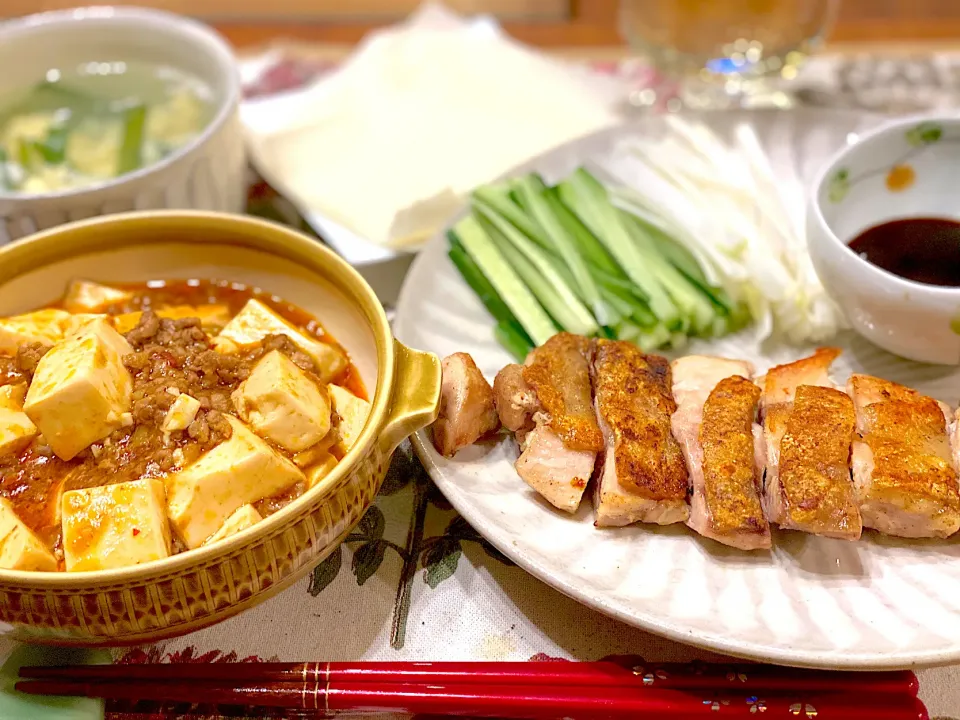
left=848, top=217, right=960, bottom=287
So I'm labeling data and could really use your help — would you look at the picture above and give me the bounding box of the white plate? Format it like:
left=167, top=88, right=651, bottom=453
left=394, top=108, right=960, bottom=669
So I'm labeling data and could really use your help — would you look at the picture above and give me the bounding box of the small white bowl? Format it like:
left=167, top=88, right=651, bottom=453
left=808, top=114, right=960, bottom=365
left=0, top=7, right=245, bottom=243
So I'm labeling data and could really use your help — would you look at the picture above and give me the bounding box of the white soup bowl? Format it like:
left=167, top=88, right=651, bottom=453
left=0, top=7, right=245, bottom=243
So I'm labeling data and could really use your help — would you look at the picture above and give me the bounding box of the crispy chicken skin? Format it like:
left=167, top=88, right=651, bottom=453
left=848, top=375, right=960, bottom=538
left=777, top=386, right=861, bottom=539
left=492, top=364, right=538, bottom=435
left=759, top=347, right=839, bottom=407
left=671, top=355, right=769, bottom=550
left=593, top=340, right=689, bottom=527
left=521, top=333, right=603, bottom=452
left=432, top=353, right=500, bottom=457
left=701, top=376, right=769, bottom=547
left=508, top=334, right=601, bottom=513
left=761, top=348, right=862, bottom=540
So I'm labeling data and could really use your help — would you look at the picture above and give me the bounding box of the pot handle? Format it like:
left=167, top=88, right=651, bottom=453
left=378, top=340, right=441, bottom=455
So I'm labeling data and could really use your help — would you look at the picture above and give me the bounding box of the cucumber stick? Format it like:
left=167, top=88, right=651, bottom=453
left=448, top=235, right=526, bottom=334
left=472, top=188, right=550, bottom=251
left=514, top=175, right=611, bottom=326
left=475, top=208, right=599, bottom=337
left=600, top=284, right=655, bottom=328
left=637, top=323, right=672, bottom=352
left=649, top=228, right=707, bottom=286
left=494, top=320, right=534, bottom=361
left=453, top=215, right=556, bottom=346
left=546, top=254, right=623, bottom=328
left=485, top=226, right=567, bottom=328
left=645, top=223, right=738, bottom=316
left=543, top=188, right=622, bottom=277
left=559, top=169, right=680, bottom=327
left=620, top=212, right=716, bottom=334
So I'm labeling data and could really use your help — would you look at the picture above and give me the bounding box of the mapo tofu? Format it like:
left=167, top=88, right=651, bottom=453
left=0, top=279, right=369, bottom=572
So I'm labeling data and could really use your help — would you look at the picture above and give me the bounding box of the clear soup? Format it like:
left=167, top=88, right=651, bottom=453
left=0, top=59, right=214, bottom=194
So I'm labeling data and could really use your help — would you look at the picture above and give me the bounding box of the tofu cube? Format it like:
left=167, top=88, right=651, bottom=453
left=161, top=393, right=201, bottom=432
left=305, top=452, right=338, bottom=489
left=232, top=350, right=332, bottom=452
left=0, top=407, right=37, bottom=456
left=159, top=304, right=231, bottom=331
left=67, top=313, right=108, bottom=336
left=0, top=309, right=74, bottom=354
left=0, top=383, right=27, bottom=411
left=328, top=384, right=371, bottom=452
left=63, top=280, right=133, bottom=313
left=292, top=435, right=338, bottom=468
left=61, top=478, right=171, bottom=572
left=203, top=504, right=263, bottom=545
left=0, top=498, right=57, bottom=571
left=211, top=335, right=239, bottom=354
left=75, top=316, right=133, bottom=359
left=112, top=304, right=231, bottom=335
left=165, top=415, right=304, bottom=548
left=24, top=321, right=133, bottom=460
left=217, top=299, right=347, bottom=382
left=112, top=312, right=142, bottom=335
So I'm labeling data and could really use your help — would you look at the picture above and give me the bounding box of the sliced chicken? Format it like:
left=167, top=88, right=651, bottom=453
left=492, top=363, right=538, bottom=435
left=848, top=375, right=960, bottom=538
left=432, top=352, right=500, bottom=457
left=671, top=356, right=769, bottom=550
left=951, top=409, right=960, bottom=482
left=511, top=333, right=602, bottom=513
left=515, top=425, right=596, bottom=513
left=592, top=340, right=689, bottom=527
left=522, top=333, right=604, bottom=452
left=761, top=348, right=862, bottom=540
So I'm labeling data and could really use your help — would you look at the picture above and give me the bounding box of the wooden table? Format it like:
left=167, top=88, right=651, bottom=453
left=6, top=1, right=960, bottom=49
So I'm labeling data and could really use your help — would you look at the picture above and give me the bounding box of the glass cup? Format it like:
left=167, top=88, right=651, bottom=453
left=620, top=0, right=840, bottom=109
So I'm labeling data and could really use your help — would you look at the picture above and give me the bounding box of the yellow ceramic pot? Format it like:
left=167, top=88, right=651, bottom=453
left=0, top=211, right=441, bottom=645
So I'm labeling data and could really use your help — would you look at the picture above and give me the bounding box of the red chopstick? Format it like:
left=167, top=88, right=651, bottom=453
left=14, top=678, right=929, bottom=719
left=17, top=659, right=920, bottom=696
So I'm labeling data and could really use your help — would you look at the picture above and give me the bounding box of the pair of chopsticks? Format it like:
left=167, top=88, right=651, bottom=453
left=17, top=660, right=928, bottom=719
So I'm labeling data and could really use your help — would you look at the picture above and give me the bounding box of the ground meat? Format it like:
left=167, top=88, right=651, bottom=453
left=63, top=312, right=248, bottom=489
left=15, top=342, right=49, bottom=379
left=0, top=448, right=70, bottom=548
left=64, top=311, right=337, bottom=492
left=257, top=334, right=316, bottom=373
left=122, top=312, right=249, bottom=430
left=255, top=479, right=307, bottom=518
left=124, top=310, right=160, bottom=345
left=186, top=409, right=231, bottom=445
left=237, top=333, right=323, bottom=387
left=0, top=357, right=26, bottom=386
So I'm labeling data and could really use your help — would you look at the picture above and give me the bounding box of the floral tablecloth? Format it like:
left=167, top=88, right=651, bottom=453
left=4, top=48, right=960, bottom=720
